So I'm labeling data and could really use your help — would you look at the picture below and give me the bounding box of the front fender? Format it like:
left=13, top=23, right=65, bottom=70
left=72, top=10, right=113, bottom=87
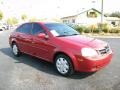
left=53, top=49, right=79, bottom=71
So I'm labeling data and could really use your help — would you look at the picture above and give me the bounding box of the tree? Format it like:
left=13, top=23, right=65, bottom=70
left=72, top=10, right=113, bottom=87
left=7, top=18, right=12, bottom=25
left=0, top=0, right=4, bottom=20
left=110, top=12, right=120, bottom=18
left=0, top=0, right=3, bottom=5
left=12, top=17, right=18, bottom=25
left=21, top=14, right=27, bottom=21
left=7, top=17, right=19, bottom=25
left=29, top=17, right=39, bottom=22
left=0, top=10, right=3, bottom=20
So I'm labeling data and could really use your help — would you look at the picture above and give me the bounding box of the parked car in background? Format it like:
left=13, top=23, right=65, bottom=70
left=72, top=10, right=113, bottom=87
left=0, top=23, right=6, bottom=30
left=0, top=26, right=4, bottom=31
left=9, top=22, right=113, bottom=76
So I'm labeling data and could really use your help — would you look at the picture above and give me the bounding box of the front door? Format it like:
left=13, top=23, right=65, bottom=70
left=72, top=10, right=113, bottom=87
left=30, top=23, right=55, bottom=62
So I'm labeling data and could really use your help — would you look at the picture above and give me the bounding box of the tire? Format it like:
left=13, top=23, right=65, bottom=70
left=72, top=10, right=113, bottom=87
left=0, top=29, right=3, bottom=31
left=54, top=54, right=74, bottom=76
left=12, top=43, right=21, bottom=57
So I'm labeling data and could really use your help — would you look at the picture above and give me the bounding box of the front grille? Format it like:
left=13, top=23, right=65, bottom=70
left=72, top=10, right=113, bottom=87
left=98, top=45, right=110, bottom=55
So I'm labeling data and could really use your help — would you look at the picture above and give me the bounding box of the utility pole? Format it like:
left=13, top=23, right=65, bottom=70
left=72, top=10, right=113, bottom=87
left=101, top=0, right=104, bottom=31
left=101, top=0, right=104, bottom=24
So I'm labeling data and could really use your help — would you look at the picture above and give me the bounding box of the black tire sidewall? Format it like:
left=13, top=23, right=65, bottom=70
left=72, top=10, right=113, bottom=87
left=54, top=54, right=74, bottom=76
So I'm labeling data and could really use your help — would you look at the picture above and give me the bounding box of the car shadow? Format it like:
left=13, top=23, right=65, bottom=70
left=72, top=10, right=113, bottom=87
left=0, top=47, right=95, bottom=79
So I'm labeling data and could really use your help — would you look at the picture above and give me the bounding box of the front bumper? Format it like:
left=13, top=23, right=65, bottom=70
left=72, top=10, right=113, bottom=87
left=75, top=53, right=113, bottom=72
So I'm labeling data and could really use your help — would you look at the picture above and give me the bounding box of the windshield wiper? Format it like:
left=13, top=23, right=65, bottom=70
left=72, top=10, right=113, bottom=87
left=69, top=33, right=80, bottom=36
left=57, top=34, right=79, bottom=37
left=57, top=35, right=68, bottom=37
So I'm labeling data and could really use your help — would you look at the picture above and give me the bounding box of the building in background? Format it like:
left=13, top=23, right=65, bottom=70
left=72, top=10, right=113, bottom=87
left=106, top=17, right=120, bottom=27
left=61, top=8, right=120, bottom=27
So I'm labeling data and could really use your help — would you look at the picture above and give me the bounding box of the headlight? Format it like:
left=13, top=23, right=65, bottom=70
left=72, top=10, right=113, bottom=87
left=81, top=48, right=98, bottom=57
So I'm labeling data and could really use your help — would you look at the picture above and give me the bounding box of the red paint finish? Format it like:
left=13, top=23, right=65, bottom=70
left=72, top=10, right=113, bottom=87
left=74, top=53, right=112, bottom=72
left=9, top=22, right=113, bottom=72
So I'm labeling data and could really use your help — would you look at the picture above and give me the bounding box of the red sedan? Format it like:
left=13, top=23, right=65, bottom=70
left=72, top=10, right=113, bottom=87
left=9, top=22, right=113, bottom=76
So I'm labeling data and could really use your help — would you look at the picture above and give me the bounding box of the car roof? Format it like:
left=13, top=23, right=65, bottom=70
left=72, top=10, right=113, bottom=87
left=22, top=22, right=60, bottom=25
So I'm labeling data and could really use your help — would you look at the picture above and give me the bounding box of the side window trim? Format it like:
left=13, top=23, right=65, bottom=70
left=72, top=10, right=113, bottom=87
left=29, top=23, right=33, bottom=35
left=16, top=23, right=32, bottom=35
left=31, top=23, right=46, bottom=35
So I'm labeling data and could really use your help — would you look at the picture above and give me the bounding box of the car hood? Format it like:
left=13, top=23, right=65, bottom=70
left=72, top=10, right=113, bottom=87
left=58, top=35, right=107, bottom=49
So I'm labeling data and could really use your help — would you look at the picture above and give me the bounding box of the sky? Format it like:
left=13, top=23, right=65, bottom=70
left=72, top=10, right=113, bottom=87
left=0, top=0, right=120, bottom=19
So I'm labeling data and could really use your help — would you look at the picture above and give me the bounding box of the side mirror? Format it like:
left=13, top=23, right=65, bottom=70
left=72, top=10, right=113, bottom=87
left=37, top=33, right=49, bottom=39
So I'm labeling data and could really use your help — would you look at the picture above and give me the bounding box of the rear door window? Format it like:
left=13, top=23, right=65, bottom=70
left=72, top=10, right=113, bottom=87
left=16, top=23, right=32, bottom=34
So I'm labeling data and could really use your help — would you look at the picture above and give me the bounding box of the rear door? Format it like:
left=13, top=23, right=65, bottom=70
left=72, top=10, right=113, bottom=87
left=16, top=23, right=33, bottom=54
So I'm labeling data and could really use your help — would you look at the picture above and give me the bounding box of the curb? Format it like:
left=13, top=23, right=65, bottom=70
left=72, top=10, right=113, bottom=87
left=83, top=34, right=120, bottom=38
left=89, top=36, right=120, bottom=38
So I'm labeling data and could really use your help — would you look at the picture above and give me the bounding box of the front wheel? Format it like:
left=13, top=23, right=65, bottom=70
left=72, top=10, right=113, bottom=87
left=54, top=54, right=74, bottom=76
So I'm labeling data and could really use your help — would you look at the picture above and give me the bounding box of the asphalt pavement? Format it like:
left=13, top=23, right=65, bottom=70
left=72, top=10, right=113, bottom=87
left=0, top=30, right=120, bottom=90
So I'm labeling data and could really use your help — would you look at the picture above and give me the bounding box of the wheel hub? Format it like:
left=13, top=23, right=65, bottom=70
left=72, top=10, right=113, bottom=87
left=56, top=58, right=69, bottom=74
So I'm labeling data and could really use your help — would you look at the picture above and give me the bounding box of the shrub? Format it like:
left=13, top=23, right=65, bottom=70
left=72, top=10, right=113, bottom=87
left=109, top=28, right=120, bottom=33
left=88, top=24, right=99, bottom=33
left=103, top=28, right=108, bottom=33
left=93, top=28, right=100, bottom=33
left=73, top=25, right=85, bottom=33
left=84, top=28, right=91, bottom=33
left=73, top=23, right=120, bottom=34
left=98, top=23, right=110, bottom=33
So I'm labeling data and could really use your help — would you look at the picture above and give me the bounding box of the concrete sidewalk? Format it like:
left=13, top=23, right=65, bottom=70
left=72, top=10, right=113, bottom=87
left=83, top=34, right=120, bottom=38
left=91, top=35, right=120, bottom=38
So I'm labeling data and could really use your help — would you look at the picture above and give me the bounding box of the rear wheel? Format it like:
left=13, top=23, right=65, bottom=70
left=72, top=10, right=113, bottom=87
left=0, top=29, right=3, bottom=31
left=12, top=43, right=21, bottom=57
left=54, top=54, right=74, bottom=76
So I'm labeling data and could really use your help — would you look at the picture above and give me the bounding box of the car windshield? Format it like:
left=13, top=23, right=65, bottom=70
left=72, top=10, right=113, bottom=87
left=45, top=23, right=80, bottom=37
